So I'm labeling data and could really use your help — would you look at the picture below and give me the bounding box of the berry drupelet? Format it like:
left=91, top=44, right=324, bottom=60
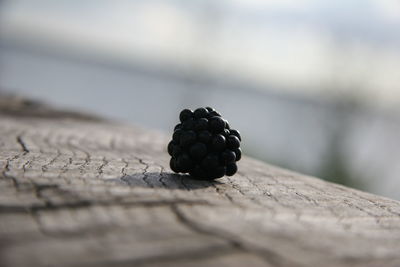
left=167, top=107, right=242, bottom=180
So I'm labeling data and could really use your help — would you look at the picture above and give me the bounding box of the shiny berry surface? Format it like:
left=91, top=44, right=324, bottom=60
left=227, top=135, right=240, bottom=149
left=179, top=109, right=193, bottom=122
left=208, top=116, right=225, bottom=133
left=229, top=129, right=241, bottom=141
left=194, top=118, right=208, bottom=131
left=226, top=162, right=238, bottom=176
left=194, top=107, right=209, bottom=119
left=221, top=149, right=236, bottom=163
left=211, top=134, right=226, bottom=152
left=168, top=107, right=242, bottom=180
left=234, top=148, right=242, bottom=161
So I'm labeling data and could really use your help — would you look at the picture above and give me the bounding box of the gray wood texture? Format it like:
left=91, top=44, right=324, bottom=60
left=1, top=95, right=400, bottom=267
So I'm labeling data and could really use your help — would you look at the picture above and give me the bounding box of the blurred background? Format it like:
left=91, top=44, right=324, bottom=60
left=0, top=0, right=399, bottom=199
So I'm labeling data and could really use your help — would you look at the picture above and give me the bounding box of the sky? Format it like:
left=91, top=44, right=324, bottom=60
left=0, top=0, right=400, bottom=108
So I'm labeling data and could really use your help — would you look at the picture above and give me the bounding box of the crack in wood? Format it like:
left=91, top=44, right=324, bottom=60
left=16, top=135, right=29, bottom=154
left=170, top=204, right=290, bottom=267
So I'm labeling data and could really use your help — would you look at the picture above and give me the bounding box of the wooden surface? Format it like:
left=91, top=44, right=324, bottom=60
left=1, top=96, right=400, bottom=267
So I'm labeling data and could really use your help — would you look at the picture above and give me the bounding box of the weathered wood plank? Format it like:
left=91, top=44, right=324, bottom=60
left=0, top=95, right=400, bottom=267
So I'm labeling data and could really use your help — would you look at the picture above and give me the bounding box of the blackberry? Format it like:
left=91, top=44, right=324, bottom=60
left=172, top=129, right=183, bottom=143
left=180, top=130, right=196, bottom=147
left=226, top=135, right=240, bottom=149
left=170, top=158, right=180, bottom=173
left=221, top=149, right=236, bottom=164
left=194, top=118, right=208, bottom=131
left=211, top=134, right=226, bottom=152
left=198, top=130, right=212, bottom=143
left=234, top=148, right=242, bottom=161
left=209, top=116, right=225, bottom=133
left=174, top=123, right=182, bottom=131
left=177, top=153, right=194, bottom=172
left=222, top=128, right=230, bottom=138
left=180, top=109, right=193, bottom=122
left=226, top=162, right=238, bottom=176
left=189, top=142, right=207, bottom=160
left=167, top=107, right=242, bottom=180
left=201, top=153, right=219, bottom=170
left=167, top=141, right=175, bottom=156
left=182, top=118, right=195, bottom=130
left=194, top=107, right=209, bottom=119
left=229, top=129, right=241, bottom=141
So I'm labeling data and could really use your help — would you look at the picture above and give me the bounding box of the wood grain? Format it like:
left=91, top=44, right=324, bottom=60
left=0, top=95, right=399, bottom=267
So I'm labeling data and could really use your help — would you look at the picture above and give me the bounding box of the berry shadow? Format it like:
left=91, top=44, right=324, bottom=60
left=107, top=172, right=223, bottom=190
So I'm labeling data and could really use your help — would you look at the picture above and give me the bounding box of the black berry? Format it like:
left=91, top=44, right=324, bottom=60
left=177, top=153, right=194, bottom=172
left=209, top=116, right=225, bottom=133
left=209, top=110, right=221, bottom=117
left=180, top=109, right=193, bottom=122
left=182, top=118, right=195, bottom=130
left=168, top=107, right=242, bottom=180
left=211, top=166, right=226, bottom=179
left=211, top=134, right=226, bottom=152
left=170, top=158, right=180, bottom=173
left=198, top=130, right=212, bottom=143
left=194, top=118, right=208, bottom=131
left=221, top=149, right=236, bottom=163
left=167, top=141, right=175, bottom=156
left=194, top=108, right=209, bottom=119
left=201, top=153, right=219, bottom=170
left=227, top=135, right=240, bottom=149
left=224, top=119, right=230, bottom=129
left=222, top=129, right=230, bottom=138
left=180, top=130, right=196, bottom=147
left=234, top=148, right=242, bottom=161
left=173, top=129, right=183, bottom=143
left=189, top=142, right=207, bottom=160
left=229, top=129, right=241, bottom=141
left=172, top=145, right=182, bottom=158
left=190, top=165, right=207, bottom=179
left=174, top=123, right=182, bottom=131
left=226, top=162, right=238, bottom=176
